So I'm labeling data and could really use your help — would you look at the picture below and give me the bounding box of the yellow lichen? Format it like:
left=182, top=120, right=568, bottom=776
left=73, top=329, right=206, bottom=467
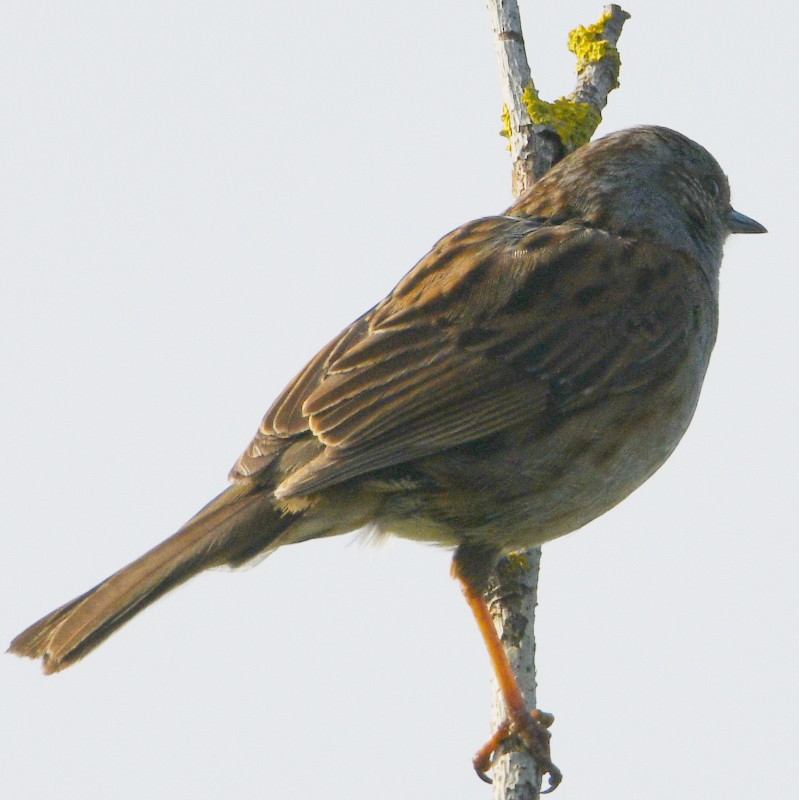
left=500, top=103, right=513, bottom=147
left=521, top=82, right=600, bottom=152
left=498, top=552, right=531, bottom=577
left=499, top=8, right=623, bottom=152
left=568, top=9, right=621, bottom=77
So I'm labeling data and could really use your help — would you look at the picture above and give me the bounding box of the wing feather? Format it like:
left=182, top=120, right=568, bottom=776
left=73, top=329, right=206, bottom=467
left=231, top=216, right=699, bottom=496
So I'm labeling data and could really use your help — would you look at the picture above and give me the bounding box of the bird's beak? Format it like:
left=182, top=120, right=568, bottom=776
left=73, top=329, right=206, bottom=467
left=727, top=208, right=767, bottom=234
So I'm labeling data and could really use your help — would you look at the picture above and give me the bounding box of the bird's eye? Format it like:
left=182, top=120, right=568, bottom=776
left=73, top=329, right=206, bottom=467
left=707, top=178, right=721, bottom=199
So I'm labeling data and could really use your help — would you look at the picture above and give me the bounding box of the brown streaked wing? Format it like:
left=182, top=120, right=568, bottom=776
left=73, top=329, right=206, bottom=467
left=269, top=316, right=371, bottom=436
left=482, top=242, right=699, bottom=408
left=230, top=316, right=372, bottom=478
left=233, top=217, right=698, bottom=496
left=230, top=215, right=542, bottom=481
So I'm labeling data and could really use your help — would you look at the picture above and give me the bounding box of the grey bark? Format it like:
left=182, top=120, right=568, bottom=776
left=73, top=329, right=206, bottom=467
left=483, top=4, right=630, bottom=798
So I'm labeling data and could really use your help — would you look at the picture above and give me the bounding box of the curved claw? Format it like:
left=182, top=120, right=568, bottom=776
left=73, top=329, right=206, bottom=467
left=472, top=709, right=562, bottom=791
left=541, top=764, right=563, bottom=794
left=474, top=765, right=493, bottom=784
left=472, top=719, right=509, bottom=783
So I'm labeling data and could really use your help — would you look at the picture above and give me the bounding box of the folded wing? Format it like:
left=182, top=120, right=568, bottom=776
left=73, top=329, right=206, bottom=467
left=231, top=216, right=697, bottom=497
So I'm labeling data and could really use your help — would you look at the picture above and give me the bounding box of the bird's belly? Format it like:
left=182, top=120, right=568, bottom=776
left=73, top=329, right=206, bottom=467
left=376, top=358, right=710, bottom=550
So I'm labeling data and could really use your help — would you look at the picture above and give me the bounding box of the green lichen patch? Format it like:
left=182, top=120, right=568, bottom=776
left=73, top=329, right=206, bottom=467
left=500, top=103, right=513, bottom=140
left=498, top=8, right=624, bottom=152
left=497, top=552, right=531, bottom=578
left=521, top=83, right=600, bottom=152
left=568, top=9, right=621, bottom=78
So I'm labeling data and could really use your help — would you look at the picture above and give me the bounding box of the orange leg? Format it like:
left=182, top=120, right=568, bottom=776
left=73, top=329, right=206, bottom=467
left=453, top=559, right=562, bottom=792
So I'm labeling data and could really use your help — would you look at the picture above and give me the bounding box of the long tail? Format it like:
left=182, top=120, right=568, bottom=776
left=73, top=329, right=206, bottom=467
left=8, top=481, right=293, bottom=674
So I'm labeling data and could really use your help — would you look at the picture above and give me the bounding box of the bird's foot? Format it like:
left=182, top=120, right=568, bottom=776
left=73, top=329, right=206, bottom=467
left=473, top=708, right=562, bottom=793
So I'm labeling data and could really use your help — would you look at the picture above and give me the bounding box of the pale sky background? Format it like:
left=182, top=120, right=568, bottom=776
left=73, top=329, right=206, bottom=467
left=1, top=2, right=796, bottom=798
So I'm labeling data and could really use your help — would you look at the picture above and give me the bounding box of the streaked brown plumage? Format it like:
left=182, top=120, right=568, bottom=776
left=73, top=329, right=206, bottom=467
left=9, top=126, right=765, bottom=789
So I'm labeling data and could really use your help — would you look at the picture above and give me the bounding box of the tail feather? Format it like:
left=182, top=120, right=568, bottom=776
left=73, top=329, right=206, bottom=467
left=8, top=482, right=293, bottom=674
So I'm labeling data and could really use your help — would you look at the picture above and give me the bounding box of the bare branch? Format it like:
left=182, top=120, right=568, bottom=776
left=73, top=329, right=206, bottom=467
left=486, top=549, right=544, bottom=800
left=483, top=5, right=630, bottom=798
left=485, top=1, right=546, bottom=194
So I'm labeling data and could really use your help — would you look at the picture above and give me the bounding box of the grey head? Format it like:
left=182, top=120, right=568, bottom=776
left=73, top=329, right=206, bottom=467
left=525, top=125, right=766, bottom=277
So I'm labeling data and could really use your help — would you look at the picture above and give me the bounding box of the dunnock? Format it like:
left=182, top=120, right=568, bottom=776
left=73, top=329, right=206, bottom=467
left=9, top=126, right=765, bottom=789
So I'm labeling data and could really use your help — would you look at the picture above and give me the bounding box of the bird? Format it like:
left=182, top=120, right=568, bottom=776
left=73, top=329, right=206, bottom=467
left=9, top=125, right=765, bottom=791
